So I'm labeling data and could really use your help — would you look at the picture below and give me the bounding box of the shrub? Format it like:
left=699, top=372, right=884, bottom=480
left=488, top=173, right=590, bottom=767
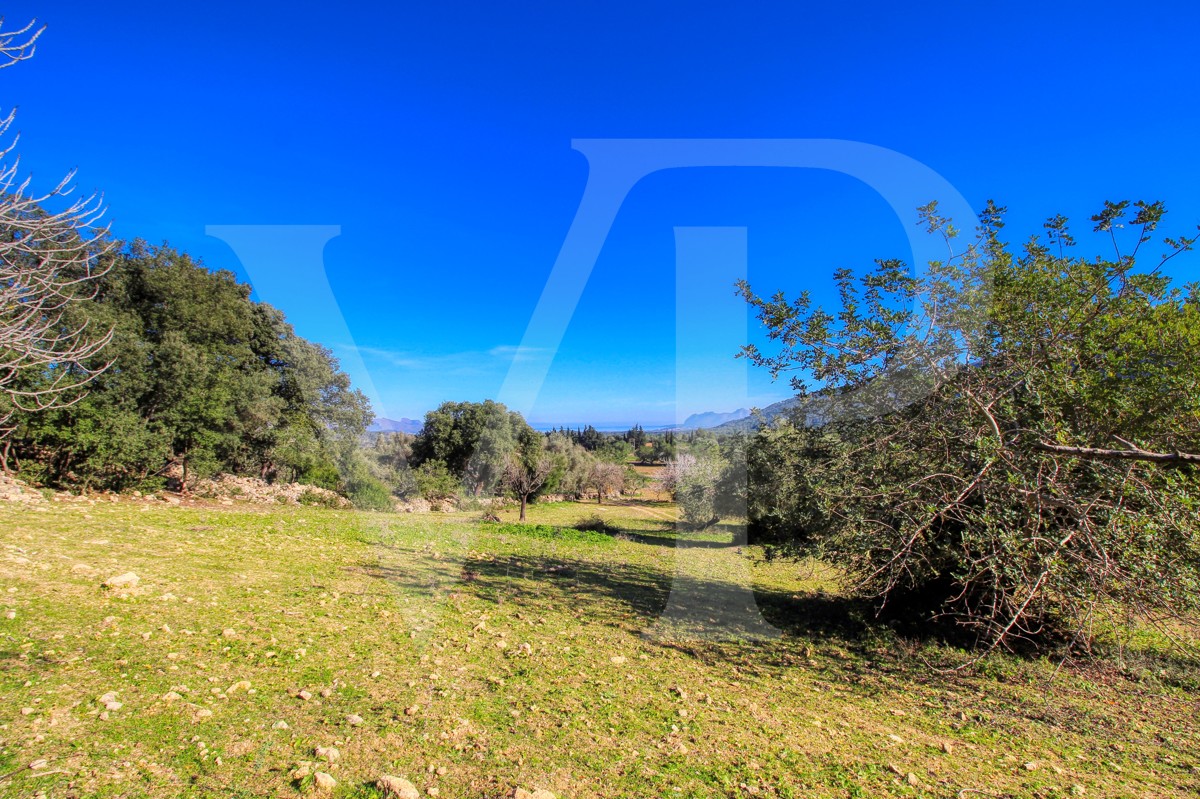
left=573, top=513, right=619, bottom=535
left=414, top=460, right=459, bottom=502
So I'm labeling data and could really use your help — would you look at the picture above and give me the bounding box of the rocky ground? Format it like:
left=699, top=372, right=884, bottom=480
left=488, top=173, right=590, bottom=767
left=0, top=472, right=350, bottom=510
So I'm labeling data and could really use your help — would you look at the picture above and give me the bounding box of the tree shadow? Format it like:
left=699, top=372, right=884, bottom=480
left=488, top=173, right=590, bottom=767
left=356, top=545, right=870, bottom=646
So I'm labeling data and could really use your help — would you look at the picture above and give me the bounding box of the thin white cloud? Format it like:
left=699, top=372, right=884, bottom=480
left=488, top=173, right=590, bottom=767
left=334, top=343, right=548, bottom=375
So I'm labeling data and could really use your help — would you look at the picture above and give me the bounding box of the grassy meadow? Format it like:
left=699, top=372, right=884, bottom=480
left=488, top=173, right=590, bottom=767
left=1, top=497, right=1198, bottom=798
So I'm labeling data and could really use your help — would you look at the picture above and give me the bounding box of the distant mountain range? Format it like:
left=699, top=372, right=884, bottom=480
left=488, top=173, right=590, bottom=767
left=367, top=417, right=423, bottom=434
left=679, top=408, right=750, bottom=429
left=367, top=401, right=807, bottom=437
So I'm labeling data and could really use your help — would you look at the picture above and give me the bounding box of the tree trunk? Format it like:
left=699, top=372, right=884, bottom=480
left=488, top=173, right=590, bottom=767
left=519, top=494, right=527, bottom=521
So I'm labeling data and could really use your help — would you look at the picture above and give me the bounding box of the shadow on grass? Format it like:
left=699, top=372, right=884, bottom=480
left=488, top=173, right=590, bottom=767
left=358, top=544, right=871, bottom=645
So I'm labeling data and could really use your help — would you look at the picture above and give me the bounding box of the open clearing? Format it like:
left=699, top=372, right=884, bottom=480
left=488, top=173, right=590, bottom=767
left=1, top=499, right=1197, bottom=798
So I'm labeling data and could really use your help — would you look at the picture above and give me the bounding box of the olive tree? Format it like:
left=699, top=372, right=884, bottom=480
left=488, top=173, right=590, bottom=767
left=739, top=200, right=1200, bottom=656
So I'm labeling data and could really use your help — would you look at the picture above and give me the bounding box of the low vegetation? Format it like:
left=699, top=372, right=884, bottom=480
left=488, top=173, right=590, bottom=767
left=1, top=497, right=1197, bottom=798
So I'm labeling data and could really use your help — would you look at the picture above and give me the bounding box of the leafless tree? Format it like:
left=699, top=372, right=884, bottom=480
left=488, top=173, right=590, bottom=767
left=0, top=18, right=114, bottom=447
left=587, top=461, right=625, bottom=505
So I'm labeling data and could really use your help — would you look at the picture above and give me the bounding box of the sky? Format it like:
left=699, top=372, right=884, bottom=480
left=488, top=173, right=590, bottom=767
left=4, top=1, right=1200, bottom=427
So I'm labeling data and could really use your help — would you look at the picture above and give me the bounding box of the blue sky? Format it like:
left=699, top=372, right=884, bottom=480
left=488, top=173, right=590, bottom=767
left=5, top=2, right=1199, bottom=426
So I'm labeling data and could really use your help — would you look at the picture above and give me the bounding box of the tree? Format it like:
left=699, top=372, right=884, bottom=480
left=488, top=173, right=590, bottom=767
left=587, top=461, right=625, bottom=504
left=411, top=400, right=533, bottom=495
left=500, top=428, right=553, bottom=521
left=544, top=431, right=593, bottom=498
left=0, top=19, right=113, bottom=443
left=739, top=200, right=1200, bottom=655
left=9, top=241, right=371, bottom=492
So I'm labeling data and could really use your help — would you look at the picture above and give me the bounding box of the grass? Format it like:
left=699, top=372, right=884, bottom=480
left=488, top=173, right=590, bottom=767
left=0, top=496, right=1197, bottom=798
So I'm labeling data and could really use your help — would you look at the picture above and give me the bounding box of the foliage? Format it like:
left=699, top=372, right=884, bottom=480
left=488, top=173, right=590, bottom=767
left=738, top=200, right=1200, bottom=652
left=7, top=241, right=371, bottom=492
left=411, top=400, right=534, bottom=495
left=663, top=452, right=724, bottom=528
left=500, top=426, right=553, bottom=521
left=413, top=460, right=460, bottom=503
left=587, top=461, right=626, bottom=504
left=573, top=513, right=620, bottom=535
left=544, top=431, right=593, bottom=498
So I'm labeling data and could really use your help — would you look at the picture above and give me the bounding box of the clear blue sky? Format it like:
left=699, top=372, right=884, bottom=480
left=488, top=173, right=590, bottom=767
left=5, top=2, right=1199, bottom=426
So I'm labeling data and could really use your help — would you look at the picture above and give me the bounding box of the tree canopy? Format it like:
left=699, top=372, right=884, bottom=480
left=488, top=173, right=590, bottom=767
left=9, top=241, right=372, bottom=493
left=739, top=200, right=1200, bottom=654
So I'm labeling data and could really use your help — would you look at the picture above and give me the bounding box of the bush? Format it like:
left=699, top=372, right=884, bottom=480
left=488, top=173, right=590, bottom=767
left=573, top=513, right=619, bottom=535
left=346, top=479, right=394, bottom=512
left=414, top=460, right=459, bottom=502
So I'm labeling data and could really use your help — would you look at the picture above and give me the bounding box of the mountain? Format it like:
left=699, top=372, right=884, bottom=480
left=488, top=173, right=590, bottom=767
left=712, top=397, right=803, bottom=433
left=680, top=408, right=750, bottom=429
left=367, top=417, right=423, bottom=434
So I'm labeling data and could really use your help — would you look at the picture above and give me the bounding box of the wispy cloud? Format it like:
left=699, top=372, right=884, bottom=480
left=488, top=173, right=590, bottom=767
left=334, top=343, right=549, bottom=375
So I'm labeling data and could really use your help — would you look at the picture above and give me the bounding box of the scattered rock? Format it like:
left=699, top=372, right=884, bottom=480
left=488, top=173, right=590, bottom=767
left=906, top=772, right=919, bottom=786
left=273, top=720, right=289, bottom=730
left=313, top=771, right=337, bottom=791
left=98, top=691, right=119, bottom=705
left=297, top=690, right=313, bottom=701
left=314, top=746, right=340, bottom=762
left=514, top=789, right=556, bottom=799
left=105, top=701, right=123, bottom=711
left=404, top=705, right=419, bottom=716
left=346, top=713, right=364, bottom=726
left=377, top=775, right=420, bottom=798
left=1024, top=761, right=1038, bottom=771
left=191, top=474, right=351, bottom=508
left=319, top=687, right=334, bottom=698
left=610, top=655, right=627, bottom=665
left=222, top=628, right=238, bottom=638
left=20, top=707, right=34, bottom=716
left=228, top=680, right=252, bottom=694
left=162, top=691, right=183, bottom=702
left=103, top=572, right=140, bottom=589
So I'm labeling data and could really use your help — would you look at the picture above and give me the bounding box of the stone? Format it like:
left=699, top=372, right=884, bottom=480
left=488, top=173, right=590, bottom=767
left=98, top=691, right=119, bottom=704
left=273, top=720, right=289, bottom=730
left=376, top=775, right=420, bottom=798
left=313, top=771, right=337, bottom=791
left=315, top=746, right=340, bottom=762
left=346, top=713, right=364, bottom=726
left=297, top=690, right=312, bottom=701
left=103, top=572, right=140, bottom=589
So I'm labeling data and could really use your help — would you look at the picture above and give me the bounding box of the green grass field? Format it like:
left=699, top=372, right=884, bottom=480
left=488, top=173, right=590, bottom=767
left=1, top=498, right=1197, bottom=798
